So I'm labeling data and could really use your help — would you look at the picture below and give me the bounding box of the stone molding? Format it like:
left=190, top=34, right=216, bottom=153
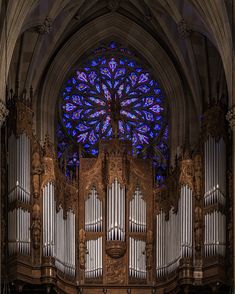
left=0, top=101, right=9, bottom=127
left=226, top=106, right=235, bottom=129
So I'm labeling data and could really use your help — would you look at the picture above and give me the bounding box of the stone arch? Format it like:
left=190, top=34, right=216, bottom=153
left=37, top=13, right=197, bottom=160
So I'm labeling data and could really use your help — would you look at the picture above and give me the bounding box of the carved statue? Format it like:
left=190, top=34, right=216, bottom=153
left=146, top=230, right=153, bottom=270
left=179, top=157, right=194, bottom=191
left=32, top=143, right=42, bottom=198
left=31, top=202, right=41, bottom=250
left=31, top=219, right=41, bottom=250
left=194, top=206, right=202, bottom=252
left=79, top=229, right=86, bottom=269
left=194, top=154, right=202, bottom=199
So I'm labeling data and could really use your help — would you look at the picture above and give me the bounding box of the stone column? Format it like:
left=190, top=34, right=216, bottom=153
left=0, top=100, right=8, bottom=288
left=226, top=106, right=235, bottom=288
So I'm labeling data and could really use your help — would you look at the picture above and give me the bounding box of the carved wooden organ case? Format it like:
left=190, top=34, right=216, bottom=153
left=2, top=95, right=232, bottom=293
left=79, top=138, right=153, bottom=286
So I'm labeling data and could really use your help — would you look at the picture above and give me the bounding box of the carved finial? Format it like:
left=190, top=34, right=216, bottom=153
left=43, top=134, right=54, bottom=158
left=182, top=136, right=191, bottom=160
left=37, top=17, right=52, bottom=34
left=226, top=106, right=235, bottom=129
left=0, top=101, right=9, bottom=127
left=177, top=18, right=191, bottom=39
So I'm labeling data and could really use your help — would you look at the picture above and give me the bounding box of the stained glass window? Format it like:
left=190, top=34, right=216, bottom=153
left=57, top=42, right=168, bottom=184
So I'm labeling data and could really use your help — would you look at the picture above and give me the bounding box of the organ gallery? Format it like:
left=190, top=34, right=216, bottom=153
left=0, top=1, right=234, bottom=294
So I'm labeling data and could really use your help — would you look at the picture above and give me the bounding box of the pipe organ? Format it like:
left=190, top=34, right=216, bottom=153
left=85, top=187, right=102, bottom=232
left=42, top=182, right=55, bottom=257
left=204, top=135, right=226, bottom=257
left=85, top=237, right=103, bottom=279
left=7, top=98, right=32, bottom=257
left=107, top=178, right=125, bottom=241
left=55, top=207, right=76, bottom=276
left=3, top=97, right=231, bottom=293
left=129, top=187, right=146, bottom=233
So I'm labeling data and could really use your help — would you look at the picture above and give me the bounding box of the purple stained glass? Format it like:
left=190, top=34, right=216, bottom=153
left=58, top=42, right=168, bottom=183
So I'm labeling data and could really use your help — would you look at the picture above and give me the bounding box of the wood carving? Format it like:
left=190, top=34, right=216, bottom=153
left=194, top=206, right=202, bottom=252
left=16, top=100, right=33, bottom=138
left=179, top=149, right=194, bottom=191
left=32, top=139, right=42, bottom=198
left=146, top=230, right=153, bottom=270
left=193, top=154, right=202, bottom=200
left=41, top=135, right=55, bottom=187
left=106, top=256, right=126, bottom=284
left=79, top=229, right=86, bottom=270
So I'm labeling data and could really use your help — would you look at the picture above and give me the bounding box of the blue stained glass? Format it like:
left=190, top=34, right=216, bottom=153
left=88, top=71, right=97, bottom=84
left=121, top=98, right=138, bottom=106
left=77, top=132, right=88, bottom=142
left=66, top=122, right=72, bottom=128
left=150, top=104, right=162, bottom=113
left=96, top=84, right=101, bottom=93
left=154, top=88, right=161, bottom=95
left=89, top=130, right=97, bottom=144
left=77, top=71, right=87, bottom=82
left=72, top=110, right=82, bottom=120
left=76, top=124, right=90, bottom=131
left=129, top=73, right=138, bottom=86
left=101, top=67, right=111, bottom=78
left=144, top=111, right=154, bottom=121
left=89, top=97, right=106, bottom=106
left=106, top=80, right=112, bottom=89
left=72, top=95, right=82, bottom=105
left=144, top=97, right=154, bottom=106
left=138, top=73, right=149, bottom=83
left=76, top=83, right=89, bottom=91
left=58, top=43, right=168, bottom=181
left=109, top=58, right=117, bottom=71
left=138, top=85, right=150, bottom=93
left=137, top=125, right=150, bottom=133
left=115, top=68, right=126, bottom=79
left=64, top=103, right=76, bottom=111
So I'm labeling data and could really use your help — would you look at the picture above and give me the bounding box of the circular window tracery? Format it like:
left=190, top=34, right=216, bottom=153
left=57, top=42, right=169, bottom=184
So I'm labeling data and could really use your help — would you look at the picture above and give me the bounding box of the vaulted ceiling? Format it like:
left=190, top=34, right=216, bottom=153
left=0, top=0, right=233, bottom=149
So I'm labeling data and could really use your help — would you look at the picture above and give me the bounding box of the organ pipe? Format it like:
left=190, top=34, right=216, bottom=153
left=129, top=187, right=146, bottom=233
left=155, top=184, right=192, bottom=278
left=85, top=237, right=103, bottom=279
left=107, top=178, right=125, bottom=241
left=204, top=135, right=226, bottom=257
left=129, top=237, right=146, bottom=279
left=7, top=132, right=31, bottom=256
left=55, top=207, right=76, bottom=276
left=8, top=208, right=30, bottom=255
left=85, top=187, right=102, bottom=232
left=43, top=182, right=55, bottom=257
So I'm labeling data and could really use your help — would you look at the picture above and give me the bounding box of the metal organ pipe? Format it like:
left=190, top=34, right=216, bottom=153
left=107, top=178, right=125, bottom=241
left=85, top=187, right=102, bottom=232
left=204, top=135, right=226, bottom=257
left=7, top=133, right=31, bottom=256
left=85, top=237, right=103, bottom=279
left=43, top=182, right=55, bottom=257
left=129, top=237, right=146, bottom=279
left=129, top=187, right=146, bottom=233
left=55, top=208, right=76, bottom=276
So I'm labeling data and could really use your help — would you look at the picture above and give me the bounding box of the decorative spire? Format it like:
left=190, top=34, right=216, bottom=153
left=42, top=134, right=54, bottom=158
